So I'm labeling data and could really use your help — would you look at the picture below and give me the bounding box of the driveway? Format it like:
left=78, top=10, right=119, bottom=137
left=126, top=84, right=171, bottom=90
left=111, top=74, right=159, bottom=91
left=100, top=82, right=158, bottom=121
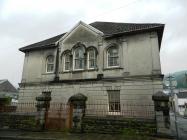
left=170, top=113, right=187, bottom=140
left=0, top=130, right=174, bottom=140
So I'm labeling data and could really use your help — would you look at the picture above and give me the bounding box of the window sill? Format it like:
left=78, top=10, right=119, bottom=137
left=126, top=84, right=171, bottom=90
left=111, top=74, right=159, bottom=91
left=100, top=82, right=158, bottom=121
left=72, top=68, right=99, bottom=73
left=87, top=68, right=98, bottom=72
left=103, top=67, right=123, bottom=71
left=60, top=68, right=98, bottom=73
left=72, top=69, right=84, bottom=73
left=42, top=72, right=55, bottom=75
left=61, top=71, right=71, bottom=73
left=107, top=112, right=121, bottom=116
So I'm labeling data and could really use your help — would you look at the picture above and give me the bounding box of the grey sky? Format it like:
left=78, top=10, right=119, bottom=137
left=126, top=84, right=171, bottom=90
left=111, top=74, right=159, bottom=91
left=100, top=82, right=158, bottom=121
left=0, top=0, right=187, bottom=87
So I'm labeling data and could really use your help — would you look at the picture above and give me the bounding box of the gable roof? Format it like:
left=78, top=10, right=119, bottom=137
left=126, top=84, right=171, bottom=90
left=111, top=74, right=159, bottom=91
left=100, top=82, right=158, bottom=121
left=19, top=33, right=66, bottom=52
left=90, top=22, right=164, bottom=36
left=0, top=79, right=18, bottom=93
left=0, top=79, right=7, bottom=84
left=59, top=21, right=104, bottom=43
left=19, top=21, right=164, bottom=52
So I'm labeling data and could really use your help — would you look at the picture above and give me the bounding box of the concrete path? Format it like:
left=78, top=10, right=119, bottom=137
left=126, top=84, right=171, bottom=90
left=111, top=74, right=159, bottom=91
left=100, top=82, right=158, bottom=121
left=0, top=130, right=175, bottom=140
left=170, top=113, right=187, bottom=140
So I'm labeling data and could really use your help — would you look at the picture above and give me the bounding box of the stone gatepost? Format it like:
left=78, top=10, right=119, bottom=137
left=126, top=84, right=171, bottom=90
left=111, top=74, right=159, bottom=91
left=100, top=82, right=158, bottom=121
left=36, top=91, right=51, bottom=130
left=68, top=93, right=87, bottom=133
left=152, top=91, right=172, bottom=136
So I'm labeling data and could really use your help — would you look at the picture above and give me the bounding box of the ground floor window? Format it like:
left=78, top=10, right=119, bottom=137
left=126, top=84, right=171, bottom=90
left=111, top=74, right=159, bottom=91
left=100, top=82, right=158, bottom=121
left=107, top=90, right=120, bottom=112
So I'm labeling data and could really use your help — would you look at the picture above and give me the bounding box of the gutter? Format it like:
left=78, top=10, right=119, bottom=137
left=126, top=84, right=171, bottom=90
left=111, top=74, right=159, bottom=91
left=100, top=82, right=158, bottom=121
left=19, top=43, right=57, bottom=53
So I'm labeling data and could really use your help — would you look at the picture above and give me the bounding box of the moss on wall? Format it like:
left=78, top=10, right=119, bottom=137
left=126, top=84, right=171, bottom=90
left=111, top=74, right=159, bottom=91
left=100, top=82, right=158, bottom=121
left=82, top=116, right=156, bottom=135
left=0, top=114, right=38, bottom=130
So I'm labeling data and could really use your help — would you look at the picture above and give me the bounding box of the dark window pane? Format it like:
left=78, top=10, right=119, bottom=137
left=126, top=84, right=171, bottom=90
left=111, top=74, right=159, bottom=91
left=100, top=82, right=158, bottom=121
left=47, top=64, right=54, bottom=72
left=108, top=90, right=120, bottom=112
left=74, top=47, right=85, bottom=69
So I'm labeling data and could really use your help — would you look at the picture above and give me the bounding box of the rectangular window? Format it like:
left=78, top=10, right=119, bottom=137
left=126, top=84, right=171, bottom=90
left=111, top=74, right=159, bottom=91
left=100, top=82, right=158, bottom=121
left=108, top=90, right=120, bottom=112
left=47, top=64, right=54, bottom=73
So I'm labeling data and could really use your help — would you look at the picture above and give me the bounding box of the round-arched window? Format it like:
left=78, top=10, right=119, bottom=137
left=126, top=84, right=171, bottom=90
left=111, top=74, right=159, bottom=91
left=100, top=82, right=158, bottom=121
left=107, top=46, right=119, bottom=67
left=46, top=55, right=55, bottom=73
left=87, top=48, right=96, bottom=69
left=64, top=53, right=71, bottom=71
left=74, top=47, right=85, bottom=70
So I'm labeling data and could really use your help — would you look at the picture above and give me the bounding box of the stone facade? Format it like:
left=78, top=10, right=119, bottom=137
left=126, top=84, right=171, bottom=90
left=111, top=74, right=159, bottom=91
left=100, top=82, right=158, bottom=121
left=19, top=21, right=164, bottom=118
left=0, top=114, right=37, bottom=130
left=19, top=80, right=162, bottom=105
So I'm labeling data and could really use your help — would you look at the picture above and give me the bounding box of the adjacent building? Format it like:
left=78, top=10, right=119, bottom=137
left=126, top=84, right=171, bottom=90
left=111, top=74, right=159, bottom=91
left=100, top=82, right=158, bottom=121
left=164, top=70, right=187, bottom=115
left=0, top=79, right=18, bottom=103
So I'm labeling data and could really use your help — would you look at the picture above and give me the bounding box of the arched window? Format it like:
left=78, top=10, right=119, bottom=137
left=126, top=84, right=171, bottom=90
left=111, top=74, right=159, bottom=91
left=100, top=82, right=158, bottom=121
left=74, top=47, right=85, bottom=70
left=64, top=53, right=71, bottom=71
left=87, top=48, right=96, bottom=69
left=46, top=55, right=55, bottom=73
left=107, top=46, right=119, bottom=67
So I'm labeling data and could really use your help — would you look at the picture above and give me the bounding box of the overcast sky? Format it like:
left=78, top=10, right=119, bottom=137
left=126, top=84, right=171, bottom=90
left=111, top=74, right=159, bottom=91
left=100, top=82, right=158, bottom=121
left=0, top=0, right=187, bottom=87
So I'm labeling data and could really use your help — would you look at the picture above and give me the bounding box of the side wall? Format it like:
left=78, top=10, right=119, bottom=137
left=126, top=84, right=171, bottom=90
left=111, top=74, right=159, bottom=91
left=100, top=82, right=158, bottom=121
left=21, top=48, right=56, bottom=83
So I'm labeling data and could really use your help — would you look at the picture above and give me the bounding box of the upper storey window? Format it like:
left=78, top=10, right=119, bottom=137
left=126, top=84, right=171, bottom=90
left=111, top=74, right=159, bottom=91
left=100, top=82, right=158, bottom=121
left=74, top=47, right=85, bottom=70
left=107, top=46, right=119, bottom=67
left=64, top=53, right=71, bottom=71
left=88, top=49, right=96, bottom=69
left=46, top=55, right=54, bottom=73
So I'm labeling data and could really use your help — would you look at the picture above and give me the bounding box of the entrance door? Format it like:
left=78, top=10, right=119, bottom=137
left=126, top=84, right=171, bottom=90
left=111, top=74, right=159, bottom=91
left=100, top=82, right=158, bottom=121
left=68, top=93, right=87, bottom=132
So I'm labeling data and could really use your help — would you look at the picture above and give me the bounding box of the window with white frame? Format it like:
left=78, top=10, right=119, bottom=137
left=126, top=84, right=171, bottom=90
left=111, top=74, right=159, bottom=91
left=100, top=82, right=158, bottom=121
left=46, top=55, right=54, bottom=73
left=108, top=90, right=120, bottom=112
left=64, top=53, right=71, bottom=71
left=74, top=47, right=85, bottom=70
left=88, top=49, right=96, bottom=69
left=107, top=46, right=119, bottom=67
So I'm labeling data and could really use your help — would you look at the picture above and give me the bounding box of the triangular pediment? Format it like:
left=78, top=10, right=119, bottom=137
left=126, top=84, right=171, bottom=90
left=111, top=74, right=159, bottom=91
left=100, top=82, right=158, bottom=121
left=59, top=21, right=103, bottom=44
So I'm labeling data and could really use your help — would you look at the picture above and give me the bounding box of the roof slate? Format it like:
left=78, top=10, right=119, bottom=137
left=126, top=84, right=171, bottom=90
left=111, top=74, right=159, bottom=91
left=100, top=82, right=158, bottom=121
left=90, top=22, right=164, bottom=36
left=0, top=79, right=7, bottom=84
left=19, top=33, right=66, bottom=52
left=0, top=79, right=18, bottom=93
left=19, top=21, right=164, bottom=52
